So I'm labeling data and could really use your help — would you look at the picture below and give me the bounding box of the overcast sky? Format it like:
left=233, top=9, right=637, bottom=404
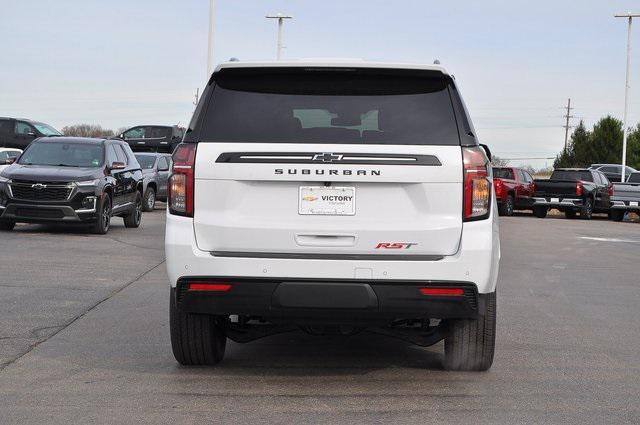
left=2, top=0, right=640, bottom=168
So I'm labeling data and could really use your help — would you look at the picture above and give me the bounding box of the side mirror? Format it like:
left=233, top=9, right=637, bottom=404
left=479, top=143, right=492, bottom=162
left=5, top=157, right=17, bottom=165
left=26, top=132, right=36, bottom=137
left=109, top=161, right=126, bottom=171
left=119, top=134, right=125, bottom=139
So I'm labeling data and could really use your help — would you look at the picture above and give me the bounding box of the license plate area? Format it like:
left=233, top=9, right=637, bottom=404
left=551, top=197, right=560, bottom=203
left=299, top=186, right=356, bottom=216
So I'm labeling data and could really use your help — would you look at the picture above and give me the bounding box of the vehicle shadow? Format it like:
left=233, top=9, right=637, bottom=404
left=172, top=331, right=445, bottom=377
left=509, top=211, right=616, bottom=221
left=11, top=221, right=126, bottom=235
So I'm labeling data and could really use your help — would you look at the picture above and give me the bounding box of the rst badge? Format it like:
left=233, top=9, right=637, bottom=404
left=375, top=242, right=418, bottom=249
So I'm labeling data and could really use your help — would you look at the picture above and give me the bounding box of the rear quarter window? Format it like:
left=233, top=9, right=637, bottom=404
left=493, top=168, right=514, bottom=179
left=628, top=173, right=640, bottom=183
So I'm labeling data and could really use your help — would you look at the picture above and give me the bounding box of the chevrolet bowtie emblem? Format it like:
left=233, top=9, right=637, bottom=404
left=312, top=153, right=343, bottom=163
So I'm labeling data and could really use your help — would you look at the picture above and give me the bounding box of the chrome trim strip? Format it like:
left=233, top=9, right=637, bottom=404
left=75, top=197, right=97, bottom=213
left=112, top=201, right=133, bottom=211
left=210, top=251, right=444, bottom=261
left=216, top=152, right=442, bottom=166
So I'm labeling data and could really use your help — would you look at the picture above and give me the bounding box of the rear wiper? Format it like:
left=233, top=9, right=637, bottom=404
left=54, top=164, right=75, bottom=167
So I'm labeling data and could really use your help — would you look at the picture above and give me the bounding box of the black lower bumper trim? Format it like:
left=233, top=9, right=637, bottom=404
left=1, top=203, right=97, bottom=223
left=175, top=276, right=479, bottom=324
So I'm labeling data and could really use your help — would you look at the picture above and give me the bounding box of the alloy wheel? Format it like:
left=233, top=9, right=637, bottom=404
left=103, top=198, right=111, bottom=231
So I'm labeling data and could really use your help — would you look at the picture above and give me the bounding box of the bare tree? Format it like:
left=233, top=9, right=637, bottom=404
left=61, top=124, right=115, bottom=138
left=491, top=155, right=509, bottom=167
left=115, top=127, right=129, bottom=137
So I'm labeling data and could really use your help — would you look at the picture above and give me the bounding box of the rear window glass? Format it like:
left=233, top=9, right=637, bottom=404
left=550, top=170, right=593, bottom=182
left=198, top=68, right=460, bottom=145
left=628, top=173, right=640, bottom=183
left=135, top=155, right=156, bottom=169
left=493, top=168, right=514, bottom=179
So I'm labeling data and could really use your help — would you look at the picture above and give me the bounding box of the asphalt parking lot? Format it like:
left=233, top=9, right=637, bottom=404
left=1, top=211, right=639, bottom=424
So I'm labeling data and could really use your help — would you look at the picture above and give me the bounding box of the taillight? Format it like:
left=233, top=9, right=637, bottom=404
left=576, top=182, right=583, bottom=196
left=608, top=184, right=614, bottom=197
left=168, top=143, right=196, bottom=217
left=531, top=182, right=536, bottom=193
left=494, top=179, right=504, bottom=197
left=463, top=147, right=491, bottom=221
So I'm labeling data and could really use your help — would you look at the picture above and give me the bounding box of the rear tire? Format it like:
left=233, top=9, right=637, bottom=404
left=580, top=198, right=593, bottom=220
left=142, top=188, right=156, bottom=212
left=498, top=194, right=514, bottom=217
left=610, top=209, right=624, bottom=222
left=124, top=192, right=143, bottom=228
left=444, top=291, right=496, bottom=371
left=0, top=220, right=15, bottom=231
left=533, top=206, right=548, bottom=218
left=169, top=288, right=227, bottom=366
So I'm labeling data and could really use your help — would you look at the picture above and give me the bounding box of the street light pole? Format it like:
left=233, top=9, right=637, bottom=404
left=266, top=13, right=293, bottom=60
left=615, top=13, right=640, bottom=182
left=207, top=0, right=216, bottom=78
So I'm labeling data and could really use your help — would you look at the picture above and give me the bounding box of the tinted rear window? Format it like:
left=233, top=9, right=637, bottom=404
left=197, top=68, right=460, bottom=145
left=135, top=155, right=156, bottom=169
left=550, top=170, right=593, bottom=182
left=628, top=173, right=640, bottom=183
left=493, top=168, right=514, bottom=179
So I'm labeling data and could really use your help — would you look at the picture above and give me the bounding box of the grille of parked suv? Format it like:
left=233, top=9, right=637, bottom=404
left=9, top=181, right=73, bottom=202
left=15, top=207, right=65, bottom=219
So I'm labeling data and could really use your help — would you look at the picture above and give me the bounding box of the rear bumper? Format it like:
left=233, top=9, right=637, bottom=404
left=611, top=200, right=640, bottom=212
left=533, top=197, right=583, bottom=210
left=175, top=277, right=480, bottom=323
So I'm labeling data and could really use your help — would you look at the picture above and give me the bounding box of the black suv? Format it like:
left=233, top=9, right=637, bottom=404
left=118, top=125, right=184, bottom=153
left=0, top=117, right=62, bottom=149
left=0, top=137, right=143, bottom=234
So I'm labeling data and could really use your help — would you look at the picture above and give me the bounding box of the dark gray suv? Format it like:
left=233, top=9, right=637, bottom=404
left=134, top=153, right=172, bottom=211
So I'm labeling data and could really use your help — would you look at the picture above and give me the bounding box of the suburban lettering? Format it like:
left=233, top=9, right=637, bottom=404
left=274, top=169, right=381, bottom=176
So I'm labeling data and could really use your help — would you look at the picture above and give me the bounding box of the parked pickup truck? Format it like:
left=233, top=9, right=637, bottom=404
left=610, top=172, right=640, bottom=221
left=492, top=167, right=535, bottom=216
left=532, top=168, right=612, bottom=219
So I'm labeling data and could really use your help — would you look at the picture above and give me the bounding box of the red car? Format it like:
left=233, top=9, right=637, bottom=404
left=492, top=167, right=536, bottom=216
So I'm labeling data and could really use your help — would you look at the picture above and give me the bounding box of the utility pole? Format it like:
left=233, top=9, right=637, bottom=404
left=562, top=98, right=574, bottom=152
left=266, top=13, right=293, bottom=60
left=193, top=88, right=200, bottom=112
left=615, top=12, right=640, bottom=182
left=206, top=0, right=216, bottom=78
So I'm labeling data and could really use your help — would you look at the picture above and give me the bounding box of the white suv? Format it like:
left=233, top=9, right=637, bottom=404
left=165, top=61, right=500, bottom=371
